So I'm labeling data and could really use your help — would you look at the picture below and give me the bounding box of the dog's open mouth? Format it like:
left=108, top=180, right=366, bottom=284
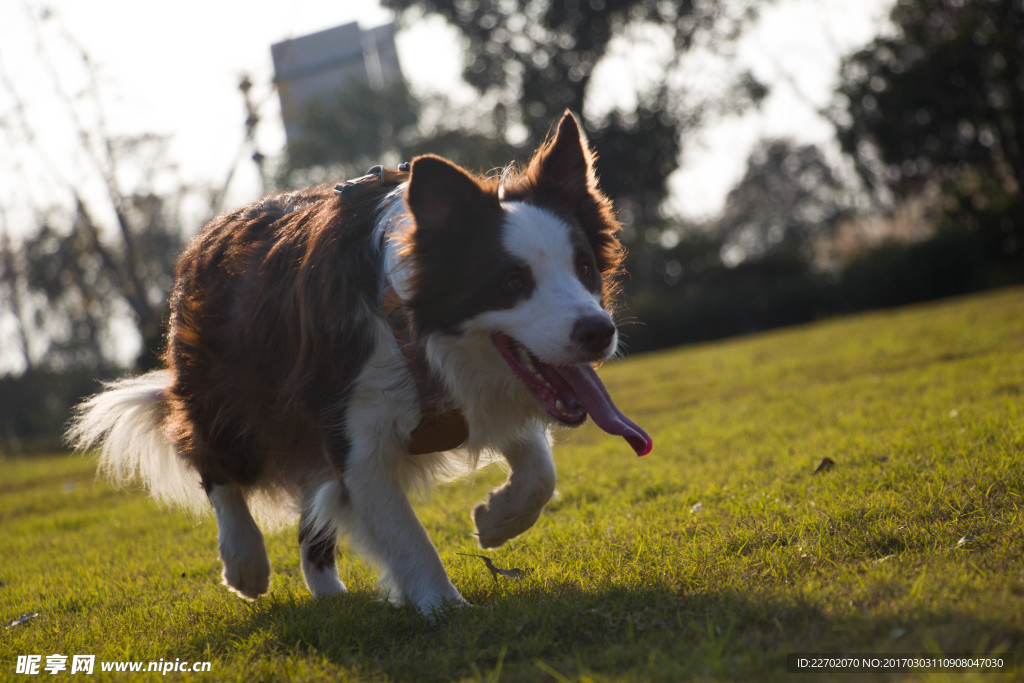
left=492, top=332, right=653, bottom=456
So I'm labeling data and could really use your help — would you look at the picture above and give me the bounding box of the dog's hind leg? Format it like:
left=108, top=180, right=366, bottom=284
left=473, top=427, right=556, bottom=549
left=298, top=502, right=347, bottom=598
left=204, top=477, right=271, bottom=599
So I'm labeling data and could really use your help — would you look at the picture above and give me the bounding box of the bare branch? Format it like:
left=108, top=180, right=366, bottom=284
left=0, top=210, right=34, bottom=373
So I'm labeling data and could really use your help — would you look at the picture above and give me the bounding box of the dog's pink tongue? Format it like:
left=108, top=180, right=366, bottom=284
left=554, top=364, right=653, bottom=457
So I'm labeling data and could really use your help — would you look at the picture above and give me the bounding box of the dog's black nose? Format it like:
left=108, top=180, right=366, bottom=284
left=571, top=316, right=616, bottom=355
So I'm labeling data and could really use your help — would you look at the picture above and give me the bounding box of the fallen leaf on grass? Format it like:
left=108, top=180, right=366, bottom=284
left=457, top=553, right=532, bottom=583
left=7, top=613, right=40, bottom=629
left=952, top=535, right=983, bottom=551
left=813, top=457, right=836, bottom=475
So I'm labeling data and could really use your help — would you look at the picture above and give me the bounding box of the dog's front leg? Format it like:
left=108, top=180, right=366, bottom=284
left=341, top=452, right=467, bottom=612
left=474, top=428, right=556, bottom=549
left=327, top=329, right=465, bottom=611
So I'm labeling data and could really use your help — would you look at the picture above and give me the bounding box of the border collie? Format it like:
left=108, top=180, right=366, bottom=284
left=68, top=111, right=652, bottom=611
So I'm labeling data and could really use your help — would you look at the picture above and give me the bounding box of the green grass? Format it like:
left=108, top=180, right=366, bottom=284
left=3, top=286, right=1024, bottom=681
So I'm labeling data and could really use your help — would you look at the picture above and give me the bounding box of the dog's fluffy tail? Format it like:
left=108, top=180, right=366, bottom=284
left=66, top=370, right=207, bottom=516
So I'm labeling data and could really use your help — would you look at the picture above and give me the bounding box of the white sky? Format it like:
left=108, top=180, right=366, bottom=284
left=668, top=0, right=894, bottom=218
left=0, top=0, right=892, bottom=374
left=0, top=0, right=893, bottom=372
left=1, top=0, right=893, bottom=221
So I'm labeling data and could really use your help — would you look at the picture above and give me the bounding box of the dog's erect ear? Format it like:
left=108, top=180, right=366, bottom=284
left=407, top=155, right=494, bottom=230
left=531, top=111, right=597, bottom=202
left=521, top=111, right=624, bottom=304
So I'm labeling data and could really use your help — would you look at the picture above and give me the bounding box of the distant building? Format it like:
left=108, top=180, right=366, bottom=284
left=272, top=22, right=403, bottom=144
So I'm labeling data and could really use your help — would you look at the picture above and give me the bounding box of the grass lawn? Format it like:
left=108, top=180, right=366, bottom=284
left=2, top=286, right=1023, bottom=681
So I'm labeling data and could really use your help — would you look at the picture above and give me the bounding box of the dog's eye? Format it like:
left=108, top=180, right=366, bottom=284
left=502, top=270, right=526, bottom=291
left=576, top=260, right=592, bottom=279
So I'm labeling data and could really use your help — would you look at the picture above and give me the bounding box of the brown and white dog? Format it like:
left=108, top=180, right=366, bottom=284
left=68, top=111, right=651, bottom=612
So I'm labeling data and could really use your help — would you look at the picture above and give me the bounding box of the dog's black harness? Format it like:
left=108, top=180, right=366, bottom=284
left=335, top=164, right=470, bottom=456
left=333, top=162, right=410, bottom=198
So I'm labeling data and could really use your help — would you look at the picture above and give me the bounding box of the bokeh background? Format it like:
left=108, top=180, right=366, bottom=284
left=1, top=0, right=1021, bottom=449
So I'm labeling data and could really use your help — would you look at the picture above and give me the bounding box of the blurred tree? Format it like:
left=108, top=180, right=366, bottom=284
left=279, top=80, right=422, bottom=188
left=0, top=220, right=34, bottom=373
left=833, top=0, right=1023, bottom=263
left=3, top=174, right=183, bottom=373
left=0, top=8, right=187, bottom=374
left=370, top=0, right=766, bottom=223
left=717, top=139, right=855, bottom=266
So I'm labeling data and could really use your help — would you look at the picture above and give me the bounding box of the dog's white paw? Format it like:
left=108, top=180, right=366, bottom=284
left=472, top=499, right=543, bottom=549
left=219, top=534, right=271, bottom=600
left=472, top=452, right=556, bottom=548
left=378, top=572, right=467, bottom=614
left=411, top=590, right=469, bottom=616
left=302, top=562, right=348, bottom=599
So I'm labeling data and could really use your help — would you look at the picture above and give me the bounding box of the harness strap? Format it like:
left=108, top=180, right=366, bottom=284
left=346, top=162, right=466, bottom=455
left=334, top=163, right=410, bottom=199
left=380, top=286, right=469, bottom=455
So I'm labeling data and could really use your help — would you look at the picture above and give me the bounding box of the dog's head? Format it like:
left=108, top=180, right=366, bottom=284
left=400, top=111, right=650, bottom=455
left=404, top=111, right=622, bottom=359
